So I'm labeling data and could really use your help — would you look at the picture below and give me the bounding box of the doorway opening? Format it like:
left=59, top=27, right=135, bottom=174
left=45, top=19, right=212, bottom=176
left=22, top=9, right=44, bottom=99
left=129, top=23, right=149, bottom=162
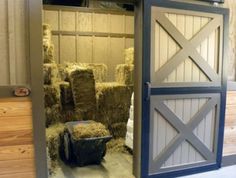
left=42, top=1, right=135, bottom=177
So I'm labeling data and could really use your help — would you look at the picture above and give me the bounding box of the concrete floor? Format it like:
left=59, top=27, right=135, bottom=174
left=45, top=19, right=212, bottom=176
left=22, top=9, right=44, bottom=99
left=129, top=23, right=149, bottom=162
left=51, top=153, right=134, bottom=178
left=181, top=165, right=236, bottom=178
left=51, top=153, right=236, bottom=178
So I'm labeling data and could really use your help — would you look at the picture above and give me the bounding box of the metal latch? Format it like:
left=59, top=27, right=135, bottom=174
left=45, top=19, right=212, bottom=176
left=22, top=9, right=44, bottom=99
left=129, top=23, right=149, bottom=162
left=145, top=82, right=151, bottom=101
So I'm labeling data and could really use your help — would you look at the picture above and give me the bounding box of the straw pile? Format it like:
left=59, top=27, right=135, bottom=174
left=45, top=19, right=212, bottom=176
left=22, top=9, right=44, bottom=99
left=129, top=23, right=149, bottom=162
left=69, top=67, right=96, bottom=120
left=72, top=121, right=110, bottom=140
left=125, top=47, right=134, bottom=65
left=106, top=138, right=129, bottom=153
left=115, top=64, right=134, bottom=85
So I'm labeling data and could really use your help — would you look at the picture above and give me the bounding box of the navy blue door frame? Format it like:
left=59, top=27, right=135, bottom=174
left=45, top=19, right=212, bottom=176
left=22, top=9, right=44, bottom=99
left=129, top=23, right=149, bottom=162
left=141, top=0, right=229, bottom=177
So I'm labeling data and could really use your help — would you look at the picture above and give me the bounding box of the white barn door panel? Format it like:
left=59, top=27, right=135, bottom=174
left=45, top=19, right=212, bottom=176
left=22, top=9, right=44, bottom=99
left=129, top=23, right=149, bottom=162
left=141, top=1, right=228, bottom=177
left=151, top=7, right=223, bottom=87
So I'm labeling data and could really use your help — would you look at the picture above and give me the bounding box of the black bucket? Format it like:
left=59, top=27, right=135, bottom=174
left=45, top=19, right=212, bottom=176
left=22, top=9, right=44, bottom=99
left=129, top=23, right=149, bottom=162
left=59, top=121, right=112, bottom=166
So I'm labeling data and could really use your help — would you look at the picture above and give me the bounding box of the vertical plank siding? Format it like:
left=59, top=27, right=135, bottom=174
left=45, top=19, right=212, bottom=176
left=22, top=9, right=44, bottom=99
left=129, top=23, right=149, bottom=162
left=224, top=91, right=236, bottom=156
left=0, top=0, right=29, bottom=86
left=224, top=0, right=236, bottom=81
left=0, top=98, right=35, bottom=178
left=43, top=6, right=134, bottom=81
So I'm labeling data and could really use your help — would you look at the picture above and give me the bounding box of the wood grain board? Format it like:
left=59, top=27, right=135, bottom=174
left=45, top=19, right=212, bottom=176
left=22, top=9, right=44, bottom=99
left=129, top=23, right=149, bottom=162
left=224, top=91, right=236, bottom=156
left=0, top=172, right=35, bottom=178
left=0, top=98, right=35, bottom=178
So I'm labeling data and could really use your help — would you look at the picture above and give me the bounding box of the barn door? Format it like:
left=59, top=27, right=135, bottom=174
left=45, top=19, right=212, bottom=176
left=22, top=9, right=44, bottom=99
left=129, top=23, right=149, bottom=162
left=141, top=0, right=229, bottom=177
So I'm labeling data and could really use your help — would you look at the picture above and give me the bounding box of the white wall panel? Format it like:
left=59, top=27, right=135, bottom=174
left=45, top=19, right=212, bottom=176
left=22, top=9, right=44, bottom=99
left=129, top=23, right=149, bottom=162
left=0, top=0, right=29, bottom=86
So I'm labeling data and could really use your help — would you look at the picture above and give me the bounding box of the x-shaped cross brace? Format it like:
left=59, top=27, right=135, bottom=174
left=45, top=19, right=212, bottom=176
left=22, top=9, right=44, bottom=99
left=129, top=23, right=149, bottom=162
left=150, top=94, right=220, bottom=171
left=151, top=8, right=222, bottom=84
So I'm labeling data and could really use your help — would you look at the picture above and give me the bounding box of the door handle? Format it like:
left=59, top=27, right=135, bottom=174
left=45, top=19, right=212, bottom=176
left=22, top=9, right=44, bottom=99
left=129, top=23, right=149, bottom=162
left=145, top=82, right=151, bottom=101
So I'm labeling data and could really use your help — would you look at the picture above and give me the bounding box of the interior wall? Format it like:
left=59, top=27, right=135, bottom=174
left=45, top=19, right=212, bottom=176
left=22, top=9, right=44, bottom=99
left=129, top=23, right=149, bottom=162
left=0, top=0, right=29, bottom=86
left=223, top=0, right=236, bottom=156
left=43, top=5, right=134, bottom=81
left=224, top=91, right=236, bottom=156
left=0, top=98, right=35, bottom=178
left=224, top=0, right=236, bottom=81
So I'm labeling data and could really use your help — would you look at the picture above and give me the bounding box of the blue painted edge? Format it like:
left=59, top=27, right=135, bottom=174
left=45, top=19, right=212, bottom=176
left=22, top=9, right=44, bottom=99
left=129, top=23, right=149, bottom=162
left=151, top=87, right=222, bottom=95
left=216, top=10, right=229, bottom=168
left=141, top=0, right=151, bottom=177
left=141, top=0, right=229, bottom=178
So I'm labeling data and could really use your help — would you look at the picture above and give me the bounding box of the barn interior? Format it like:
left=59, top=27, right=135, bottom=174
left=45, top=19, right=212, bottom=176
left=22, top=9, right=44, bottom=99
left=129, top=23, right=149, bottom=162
left=42, top=0, right=135, bottom=177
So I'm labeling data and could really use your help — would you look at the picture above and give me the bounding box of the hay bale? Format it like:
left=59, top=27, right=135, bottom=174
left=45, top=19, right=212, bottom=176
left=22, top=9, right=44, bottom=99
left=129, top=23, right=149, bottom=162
left=72, top=121, right=110, bottom=140
left=44, top=44, right=54, bottom=63
left=96, top=82, right=133, bottom=126
left=69, top=67, right=96, bottom=120
left=44, top=84, right=60, bottom=107
left=43, top=63, right=60, bottom=85
left=43, top=24, right=52, bottom=49
left=79, top=63, right=108, bottom=82
left=109, top=122, right=127, bottom=138
left=58, top=64, right=68, bottom=81
left=115, top=64, right=134, bottom=85
left=125, top=47, right=134, bottom=65
left=43, top=24, right=52, bottom=41
left=58, top=63, right=80, bottom=82
left=45, top=104, right=62, bottom=127
left=59, top=63, right=107, bottom=83
left=46, top=123, right=65, bottom=163
left=61, top=109, right=82, bottom=123
left=59, top=81, right=74, bottom=107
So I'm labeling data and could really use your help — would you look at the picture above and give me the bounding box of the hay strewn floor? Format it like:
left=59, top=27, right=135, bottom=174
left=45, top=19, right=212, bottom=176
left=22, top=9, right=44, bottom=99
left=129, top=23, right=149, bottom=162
left=50, top=153, right=134, bottom=178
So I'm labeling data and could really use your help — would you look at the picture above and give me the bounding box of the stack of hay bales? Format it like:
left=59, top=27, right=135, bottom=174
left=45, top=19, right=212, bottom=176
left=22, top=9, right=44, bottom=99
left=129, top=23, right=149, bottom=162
left=43, top=24, right=62, bottom=127
left=115, top=47, right=134, bottom=85
left=96, top=82, right=133, bottom=138
left=58, top=62, right=108, bottom=121
left=42, top=24, right=61, bottom=127
left=43, top=25, right=65, bottom=174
